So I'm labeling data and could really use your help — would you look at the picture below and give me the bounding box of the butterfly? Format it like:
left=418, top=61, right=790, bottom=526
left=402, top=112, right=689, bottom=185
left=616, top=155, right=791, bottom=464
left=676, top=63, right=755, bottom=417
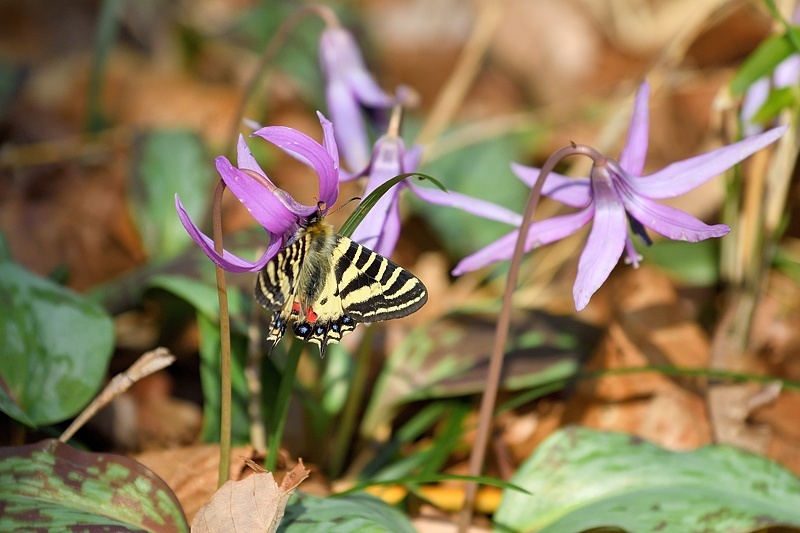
left=255, top=211, right=428, bottom=357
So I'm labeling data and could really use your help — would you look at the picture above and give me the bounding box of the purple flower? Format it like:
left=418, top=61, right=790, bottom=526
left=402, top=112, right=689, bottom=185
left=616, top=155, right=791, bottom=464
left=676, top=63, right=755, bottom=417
left=320, top=26, right=394, bottom=172
left=741, top=7, right=800, bottom=136
left=347, top=134, right=524, bottom=258
left=454, top=81, right=787, bottom=310
left=175, top=112, right=340, bottom=273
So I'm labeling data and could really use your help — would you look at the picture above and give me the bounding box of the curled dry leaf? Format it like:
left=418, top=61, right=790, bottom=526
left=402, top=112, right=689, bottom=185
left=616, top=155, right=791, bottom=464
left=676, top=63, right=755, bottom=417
left=190, top=460, right=310, bottom=533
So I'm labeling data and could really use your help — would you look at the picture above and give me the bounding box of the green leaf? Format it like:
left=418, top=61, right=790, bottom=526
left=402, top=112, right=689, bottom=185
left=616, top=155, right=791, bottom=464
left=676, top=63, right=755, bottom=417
left=361, top=310, right=599, bottom=438
left=0, top=263, right=114, bottom=426
left=279, top=493, right=415, bottom=533
left=130, top=129, right=212, bottom=259
left=751, top=85, right=797, bottom=124
left=494, top=427, right=800, bottom=533
left=0, top=439, right=188, bottom=532
left=645, top=238, right=722, bottom=286
left=148, top=273, right=250, bottom=334
left=339, top=173, right=446, bottom=238
left=731, top=34, right=795, bottom=96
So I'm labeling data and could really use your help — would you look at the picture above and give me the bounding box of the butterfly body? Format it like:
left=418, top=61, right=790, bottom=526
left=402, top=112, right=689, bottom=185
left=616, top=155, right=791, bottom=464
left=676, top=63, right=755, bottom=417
left=255, top=213, right=427, bottom=356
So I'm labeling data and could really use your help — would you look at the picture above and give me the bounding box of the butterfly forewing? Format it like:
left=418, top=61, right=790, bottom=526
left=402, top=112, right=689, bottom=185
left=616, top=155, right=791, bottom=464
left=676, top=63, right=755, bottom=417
left=333, top=237, right=428, bottom=321
left=254, top=216, right=427, bottom=356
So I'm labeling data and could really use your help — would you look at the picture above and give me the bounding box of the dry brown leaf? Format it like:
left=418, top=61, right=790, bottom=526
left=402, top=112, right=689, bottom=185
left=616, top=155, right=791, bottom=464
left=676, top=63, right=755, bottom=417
left=191, top=460, right=310, bottom=533
left=135, top=444, right=257, bottom=522
left=563, top=267, right=713, bottom=449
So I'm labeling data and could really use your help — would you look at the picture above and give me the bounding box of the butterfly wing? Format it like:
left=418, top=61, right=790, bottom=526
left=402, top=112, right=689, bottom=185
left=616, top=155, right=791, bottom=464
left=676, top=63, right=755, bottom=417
left=289, top=234, right=428, bottom=356
left=255, top=236, right=306, bottom=347
left=332, top=235, right=428, bottom=322
left=256, top=224, right=428, bottom=357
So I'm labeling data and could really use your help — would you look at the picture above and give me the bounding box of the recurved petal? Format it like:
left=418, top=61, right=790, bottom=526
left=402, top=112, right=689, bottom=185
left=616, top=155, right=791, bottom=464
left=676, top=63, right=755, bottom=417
left=510, top=162, right=591, bottom=207
left=618, top=81, right=651, bottom=175
left=573, top=170, right=628, bottom=311
left=214, top=156, right=298, bottom=236
left=316, top=112, right=341, bottom=206
left=175, top=194, right=281, bottom=272
left=251, top=123, right=340, bottom=207
left=236, top=134, right=266, bottom=176
left=627, top=124, right=788, bottom=199
left=408, top=183, right=523, bottom=226
left=620, top=190, right=730, bottom=241
left=452, top=206, right=593, bottom=275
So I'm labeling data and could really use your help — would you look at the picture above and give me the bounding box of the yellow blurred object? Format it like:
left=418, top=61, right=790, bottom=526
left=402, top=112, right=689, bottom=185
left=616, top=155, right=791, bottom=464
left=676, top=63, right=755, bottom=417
left=418, top=485, right=503, bottom=514
left=365, top=484, right=409, bottom=505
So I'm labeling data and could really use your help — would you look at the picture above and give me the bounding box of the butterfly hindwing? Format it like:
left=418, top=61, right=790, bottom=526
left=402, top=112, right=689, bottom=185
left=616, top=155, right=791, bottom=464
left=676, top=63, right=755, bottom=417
left=255, top=216, right=427, bottom=356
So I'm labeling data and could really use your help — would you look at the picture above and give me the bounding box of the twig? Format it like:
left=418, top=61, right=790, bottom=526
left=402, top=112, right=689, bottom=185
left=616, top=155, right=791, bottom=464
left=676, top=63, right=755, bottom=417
left=59, top=348, right=175, bottom=443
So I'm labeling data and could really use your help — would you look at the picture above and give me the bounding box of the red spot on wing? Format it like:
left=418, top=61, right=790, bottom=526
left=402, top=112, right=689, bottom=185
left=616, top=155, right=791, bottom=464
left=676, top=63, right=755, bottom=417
left=292, top=301, right=318, bottom=323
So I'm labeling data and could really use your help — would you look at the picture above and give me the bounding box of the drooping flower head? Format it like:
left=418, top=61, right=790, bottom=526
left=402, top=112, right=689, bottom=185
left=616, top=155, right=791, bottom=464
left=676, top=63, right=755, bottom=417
left=344, top=104, right=525, bottom=258
left=320, top=25, right=394, bottom=172
left=175, top=112, right=340, bottom=272
left=454, top=81, right=787, bottom=310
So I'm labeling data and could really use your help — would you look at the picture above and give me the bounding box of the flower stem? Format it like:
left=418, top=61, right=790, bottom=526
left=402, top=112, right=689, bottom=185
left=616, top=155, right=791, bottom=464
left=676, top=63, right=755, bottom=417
left=265, top=338, right=304, bottom=472
left=211, top=180, right=233, bottom=488
left=457, top=144, right=606, bottom=530
left=329, top=326, right=376, bottom=478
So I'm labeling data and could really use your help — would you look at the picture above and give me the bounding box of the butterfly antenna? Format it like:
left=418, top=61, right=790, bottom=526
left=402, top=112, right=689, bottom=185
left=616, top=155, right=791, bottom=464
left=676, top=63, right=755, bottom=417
left=327, top=196, right=362, bottom=216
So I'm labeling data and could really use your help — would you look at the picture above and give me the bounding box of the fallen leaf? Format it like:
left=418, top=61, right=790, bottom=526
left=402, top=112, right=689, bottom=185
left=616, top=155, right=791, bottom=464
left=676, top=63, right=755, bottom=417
left=190, top=460, right=309, bottom=532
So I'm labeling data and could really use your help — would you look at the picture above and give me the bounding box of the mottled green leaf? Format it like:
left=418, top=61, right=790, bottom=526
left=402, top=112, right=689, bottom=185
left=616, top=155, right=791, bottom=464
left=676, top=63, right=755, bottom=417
left=279, top=493, right=415, bottom=532
left=494, top=427, right=800, bottom=533
left=362, top=311, right=599, bottom=437
left=0, top=262, right=114, bottom=426
left=0, top=439, right=188, bottom=532
left=130, top=129, right=212, bottom=259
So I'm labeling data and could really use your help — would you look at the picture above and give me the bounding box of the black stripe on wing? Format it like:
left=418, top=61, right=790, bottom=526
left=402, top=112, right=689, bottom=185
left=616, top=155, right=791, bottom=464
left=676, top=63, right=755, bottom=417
left=333, top=237, right=427, bottom=322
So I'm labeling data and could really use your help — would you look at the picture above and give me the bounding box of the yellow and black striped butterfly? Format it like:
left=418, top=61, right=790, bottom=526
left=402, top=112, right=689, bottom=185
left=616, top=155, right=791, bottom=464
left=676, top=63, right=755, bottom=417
left=255, top=211, right=427, bottom=357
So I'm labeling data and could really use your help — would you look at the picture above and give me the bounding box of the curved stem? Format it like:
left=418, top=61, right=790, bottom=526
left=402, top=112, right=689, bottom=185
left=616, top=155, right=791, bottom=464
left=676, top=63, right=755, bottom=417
left=212, top=180, right=233, bottom=487
left=457, top=144, right=606, bottom=530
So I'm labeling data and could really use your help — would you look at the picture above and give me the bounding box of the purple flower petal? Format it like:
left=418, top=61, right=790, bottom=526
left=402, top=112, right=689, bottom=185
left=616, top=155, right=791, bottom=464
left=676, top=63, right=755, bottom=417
left=741, top=77, right=771, bottom=136
left=316, top=112, right=341, bottom=207
left=326, top=81, right=371, bottom=171
left=619, top=81, right=650, bottom=175
left=627, top=125, right=788, bottom=199
left=452, top=206, right=594, bottom=275
left=408, top=183, right=523, bottom=226
left=175, top=194, right=280, bottom=272
left=352, top=194, right=401, bottom=257
left=573, top=167, right=628, bottom=311
left=511, top=162, right=591, bottom=207
left=252, top=123, right=339, bottom=208
left=619, top=186, right=730, bottom=241
left=214, top=157, right=300, bottom=236
left=236, top=134, right=266, bottom=175
left=403, top=144, right=423, bottom=172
